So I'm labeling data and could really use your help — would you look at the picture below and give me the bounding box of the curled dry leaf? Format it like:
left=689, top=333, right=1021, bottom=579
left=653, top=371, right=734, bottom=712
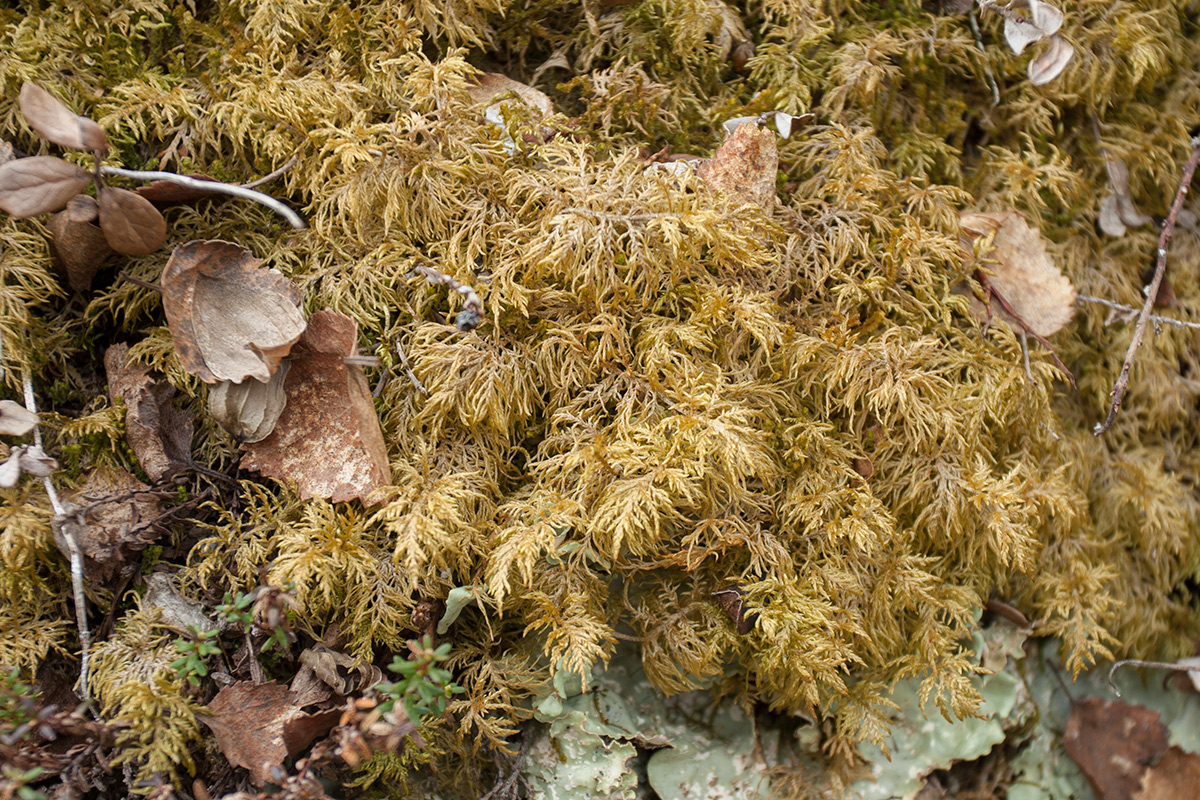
left=97, top=186, right=167, bottom=256
left=1028, top=34, right=1074, bottom=86
left=1063, top=697, right=1167, bottom=800
left=712, top=585, right=758, bottom=634
left=54, top=467, right=165, bottom=583
left=0, top=448, right=22, bottom=487
left=468, top=73, right=554, bottom=118
left=105, top=343, right=195, bottom=482
left=240, top=309, right=392, bottom=504
left=1099, top=157, right=1153, bottom=237
left=0, top=399, right=38, bottom=436
left=144, top=573, right=219, bottom=634
left=207, top=361, right=290, bottom=443
left=203, top=681, right=340, bottom=785
left=1003, top=0, right=1063, bottom=54
left=19, top=82, right=109, bottom=154
left=298, top=646, right=382, bottom=695
left=0, top=156, right=91, bottom=217
left=161, top=240, right=307, bottom=384
left=697, top=121, right=778, bottom=210
left=49, top=196, right=112, bottom=291
left=960, top=210, right=1076, bottom=337
left=0, top=443, right=58, bottom=487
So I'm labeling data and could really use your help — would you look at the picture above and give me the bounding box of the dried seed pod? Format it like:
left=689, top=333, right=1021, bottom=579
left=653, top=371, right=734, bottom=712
left=207, top=362, right=290, bottom=443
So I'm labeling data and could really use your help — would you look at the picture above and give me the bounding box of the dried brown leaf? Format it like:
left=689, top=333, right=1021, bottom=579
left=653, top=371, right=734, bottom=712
left=697, top=121, right=778, bottom=210
left=203, top=682, right=336, bottom=785
left=1135, top=746, right=1200, bottom=800
left=240, top=309, right=392, bottom=504
left=56, top=467, right=164, bottom=583
left=712, top=585, right=758, bottom=635
left=207, top=363, right=290, bottom=443
left=48, top=204, right=112, bottom=291
left=298, top=646, right=382, bottom=695
left=97, top=187, right=167, bottom=256
left=960, top=210, right=1076, bottom=336
left=19, top=83, right=109, bottom=153
left=1064, top=697, right=1168, bottom=800
left=144, top=573, right=219, bottom=634
left=0, top=156, right=91, bottom=217
left=1028, top=35, right=1074, bottom=86
left=135, top=173, right=220, bottom=204
left=105, top=343, right=195, bottom=481
left=161, top=240, right=306, bottom=384
left=1099, top=158, right=1153, bottom=237
left=0, top=399, right=37, bottom=436
left=468, top=73, right=554, bottom=117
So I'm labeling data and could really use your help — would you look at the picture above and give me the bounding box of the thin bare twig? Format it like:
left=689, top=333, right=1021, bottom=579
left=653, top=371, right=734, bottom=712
left=1077, top=294, right=1200, bottom=332
left=413, top=265, right=485, bottom=331
left=239, top=155, right=299, bottom=190
left=22, top=370, right=90, bottom=701
left=1106, top=658, right=1197, bottom=698
left=396, top=339, right=426, bottom=393
left=968, top=9, right=1001, bottom=109
left=975, top=269, right=1077, bottom=388
left=100, top=166, right=305, bottom=229
left=1094, top=136, right=1200, bottom=435
left=117, top=272, right=162, bottom=293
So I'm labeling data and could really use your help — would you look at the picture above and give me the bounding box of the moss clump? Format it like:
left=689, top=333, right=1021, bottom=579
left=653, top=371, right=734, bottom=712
left=2, top=0, right=1200, bottom=794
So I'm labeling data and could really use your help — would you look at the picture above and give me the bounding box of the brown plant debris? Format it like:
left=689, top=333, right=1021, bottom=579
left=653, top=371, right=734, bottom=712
left=0, top=399, right=37, bottom=436
left=1099, top=157, right=1152, bottom=237
left=105, top=343, right=195, bottom=482
left=55, top=467, right=165, bottom=583
left=468, top=73, right=554, bottom=118
left=960, top=210, right=1076, bottom=337
left=96, top=186, right=166, bottom=256
left=18, top=82, right=108, bottom=153
left=160, top=239, right=307, bottom=384
left=1135, top=746, right=1200, bottom=800
left=202, top=681, right=340, bottom=785
left=240, top=309, right=392, bottom=504
left=298, top=645, right=383, bottom=696
left=48, top=195, right=112, bottom=291
left=696, top=121, right=778, bottom=210
left=207, top=362, right=290, bottom=444
left=0, top=156, right=91, bottom=218
left=1063, top=697, right=1168, bottom=800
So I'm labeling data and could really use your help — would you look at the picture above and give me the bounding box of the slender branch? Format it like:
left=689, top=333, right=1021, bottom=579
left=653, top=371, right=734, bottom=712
left=1077, top=294, right=1200, bottom=332
left=22, top=370, right=90, bottom=702
left=117, top=272, right=163, bottom=293
left=413, top=264, right=485, bottom=331
left=975, top=269, right=1076, bottom=388
left=239, top=155, right=299, bottom=190
left=1106, top=658, right=1198, bottom=698
left=1094, top=136, right=1200, bottom=435
left=100, top=166, right=306, bottom=230
left=968, top=9, right=1001, bottom=109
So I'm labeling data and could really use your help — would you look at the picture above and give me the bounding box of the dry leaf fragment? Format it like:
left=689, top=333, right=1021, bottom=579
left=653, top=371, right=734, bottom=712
left=55, top=467, right=164, bottom=583
left=19, top=83, right=109, bottom=154
left=298, top=646, right=382, bottom=695
left=1003, top=0, right=1063, bottom=54
left=203, top=682, right=338, bottom=785
left=0, top=156, right=91, bottom=217
left=240, top=309, right=392, bottom=504
left=207, top=362, right=290, bottom=443
left=105, top=343, right=195, bottom=481
left=960, top=210, right=1076, bottom=337
left=712, top=585, right=758, bottom=634
left=468, top=73, right=554, bottom=118
left=697, top=121, right=778, bottom=210
left=1028, top=35, right=1074, bottom=86
left=1135, top=746, right=1200, bottom=800
left=48, top=201, right=113, bottom=291
left=97, top=186, right=167, bottom=256
left=0, top=448, right=22, bottom=487
left=0, top=400, right=37, bottom=436
left=1063, top=697, right=1168, bottom=800
left=144, top=573, right=219, bottom=634
left=1099, top=158, right=1153, bottom=237
left=17, top=445, right=58, bottom=476
left=161, top=240, right=306, bottom=384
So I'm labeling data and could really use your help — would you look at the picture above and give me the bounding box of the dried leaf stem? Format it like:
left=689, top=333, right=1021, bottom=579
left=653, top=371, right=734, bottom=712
left=1094, top=136, right=1200, bottom=435
left=1076, top=294, right=1200, bottom=332
left=21, top=369, right=91, bottom=701
left=100, top=166, right=306, bottom=229
left=975, top=269, right=1077, bottom=388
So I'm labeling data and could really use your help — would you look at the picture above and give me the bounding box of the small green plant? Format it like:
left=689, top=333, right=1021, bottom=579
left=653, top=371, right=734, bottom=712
left=169, top=627, right=220, bottom=687
left=0, top=667, right=36, bottom=730
left=0, top=766, right=47, bottom=800
left=376, top=636, right=465, bottom=724
left=215, top=591, right=254, bottom=633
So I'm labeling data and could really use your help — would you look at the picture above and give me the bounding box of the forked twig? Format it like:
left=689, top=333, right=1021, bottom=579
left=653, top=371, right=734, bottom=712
left=1094, top=136, right=1200, bottom=435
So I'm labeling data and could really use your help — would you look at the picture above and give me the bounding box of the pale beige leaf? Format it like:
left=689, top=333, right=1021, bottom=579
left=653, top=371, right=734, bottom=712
left=1004, top=17, right=1044, bottom=55
left=160, top=240, right=306, bottom=384
left=97, top=187, right=167, bottom=256
left=1028, top=0, right=1064, bottom=36
left=105, top=343, right=195, bottom=481
left=0, top=400, right=37, bottom=436
left=0, top=449, right=21, bottom=487
left=961, top=210, right=1076, bottom=337
left=468, top=73, right=554, bottom=117
left=18, top=445, right=57, bottom=476
left=1028, top=35, right=1074, bottom=86
left=207, top=362, right=290, bottom=443
left=1098, top=194, right=1127, bottom=237
left=0, top=156, right=91, bottom=217
left=19, top=82, right=109, bottom=153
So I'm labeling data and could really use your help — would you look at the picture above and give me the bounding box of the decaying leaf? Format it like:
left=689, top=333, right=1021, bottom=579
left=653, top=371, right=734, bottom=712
left=18, top=82, right=109, bottom=153
left=1135, top=746, right=1200, bottom=800
left=0, top=444, right=59, bottom=487
left=203, top=681, right=339, bottom=785
left=48, top=196, right=113, bottom=291
left=960, top=210, right=1076, bottom=337
left=696, top=121, right=778, bottom=210
left=135, top=173, right=220, bottom=204
left=0, top=399, right=37, bottom=436
left=144, top=573, right=220, bottom=634
left=207, top=362, right=290, bottom=443
left=0, top=156, right=91, bottom=217
left=1003, top=0, right=1064, bottom=54
left=1028, top=35, right=1074, bottom=86
left=105, top=343, right=195, bottom=482
left=1063, top=697, right=1168, bottom=800
left=240, top=310, right=392, bottom=504
left=712, top=585, right=758, bottom=635
left=298, top=645, right=382, bottom=695
left=97, top=186, right=167, bottom=256
left=54, top=467, right=164, bottom=583
left=468, top=73, right=554, bottom=118
left=161, top=240, right=307, bottom=384
left=1099, top=157, right=1153, bottom=237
